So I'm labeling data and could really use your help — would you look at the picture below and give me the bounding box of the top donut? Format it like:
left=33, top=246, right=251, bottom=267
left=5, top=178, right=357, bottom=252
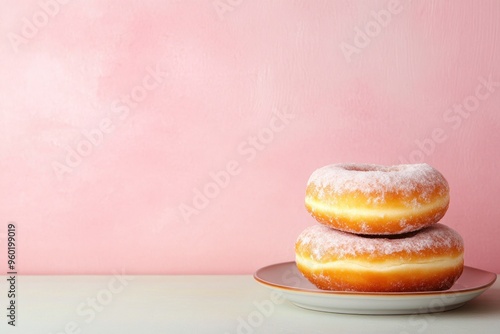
left=305, top=163, right=450, bottom=235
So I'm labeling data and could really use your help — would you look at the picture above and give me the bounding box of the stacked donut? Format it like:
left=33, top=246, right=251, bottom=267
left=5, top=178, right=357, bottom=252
left=295, top=163, right=464, bottom=292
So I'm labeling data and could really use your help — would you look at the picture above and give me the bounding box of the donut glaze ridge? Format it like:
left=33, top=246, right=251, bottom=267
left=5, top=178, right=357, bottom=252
left=305, top=163, right=450, bottom=235
left=295, top=223, right=464, bottom=292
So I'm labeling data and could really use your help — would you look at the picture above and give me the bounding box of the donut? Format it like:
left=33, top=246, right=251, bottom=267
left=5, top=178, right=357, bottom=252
left=295, top=223, right=464, bottom=292
left=305, top=163, right=450, bottom=235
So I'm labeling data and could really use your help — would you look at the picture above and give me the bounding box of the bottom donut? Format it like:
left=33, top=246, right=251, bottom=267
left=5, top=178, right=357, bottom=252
left=295, top=224, right=464, bottom=292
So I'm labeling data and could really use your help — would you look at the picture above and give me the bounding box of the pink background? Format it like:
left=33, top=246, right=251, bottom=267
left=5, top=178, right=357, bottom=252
left=1, top=0, right=499, bottom=275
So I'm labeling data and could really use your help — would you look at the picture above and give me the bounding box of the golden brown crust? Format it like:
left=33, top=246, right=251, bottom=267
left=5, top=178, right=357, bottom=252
left=305, top=163, right=450, bottom=235
left=295, top=224, right=464, bottom=292
left=296, top=261, right=464, bottom=292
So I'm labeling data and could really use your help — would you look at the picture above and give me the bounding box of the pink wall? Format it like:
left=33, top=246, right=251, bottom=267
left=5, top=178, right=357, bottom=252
left=1, top=0, right=499, bottom=275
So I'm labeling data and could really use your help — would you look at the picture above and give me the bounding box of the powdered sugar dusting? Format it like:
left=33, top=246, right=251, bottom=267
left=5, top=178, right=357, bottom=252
left=296, top=224, right=464, bottom=261
left=307, top=163, right=449, bottom=202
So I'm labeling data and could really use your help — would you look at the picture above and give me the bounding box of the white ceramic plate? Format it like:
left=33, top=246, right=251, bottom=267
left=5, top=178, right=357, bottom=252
left=254, top=262, right=497, bottom=315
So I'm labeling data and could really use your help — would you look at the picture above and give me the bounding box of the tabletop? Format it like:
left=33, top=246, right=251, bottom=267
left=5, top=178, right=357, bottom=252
left=1, top=274, right=499, bottom=334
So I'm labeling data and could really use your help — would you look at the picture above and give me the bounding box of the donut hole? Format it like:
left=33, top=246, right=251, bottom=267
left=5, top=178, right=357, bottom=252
left=343, top=165, right=379, bottom=172
left=342, top=164, right=402, bottom=173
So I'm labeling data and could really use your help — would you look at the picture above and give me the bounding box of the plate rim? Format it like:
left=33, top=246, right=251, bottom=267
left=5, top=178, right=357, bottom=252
left=253, top=261, right=497, bottom=297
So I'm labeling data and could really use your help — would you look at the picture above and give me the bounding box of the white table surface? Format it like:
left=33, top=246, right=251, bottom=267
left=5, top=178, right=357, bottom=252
left=1, top=274, right=499, bottom=334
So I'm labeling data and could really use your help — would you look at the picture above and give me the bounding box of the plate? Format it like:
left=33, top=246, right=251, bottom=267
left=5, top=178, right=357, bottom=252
left=253, top=262, right=497, bottom=315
